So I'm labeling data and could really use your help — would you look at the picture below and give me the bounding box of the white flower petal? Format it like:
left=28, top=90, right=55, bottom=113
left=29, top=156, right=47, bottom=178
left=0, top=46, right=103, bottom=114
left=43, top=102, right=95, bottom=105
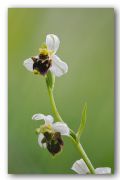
left=23, top=58, right=33, bottom=72
left=71, top=159, right=90, bottom=174
left=50, top=55, right=68, bottom=77
left=32, top=113, right=54, bottom=124
left=38, top=133, right=46, bottom=148
left=52, top=122, right=70, bottom=136
left=95, top=167, right=111, bottom=174
left=46, top=34, right=60, bottom=53
left=44, top=115, right=54, bottom=124
left=32, top=113, right=45, bottom=121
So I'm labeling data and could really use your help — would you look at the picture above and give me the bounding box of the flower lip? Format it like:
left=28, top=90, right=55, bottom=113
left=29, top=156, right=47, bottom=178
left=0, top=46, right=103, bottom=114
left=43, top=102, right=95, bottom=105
left=43, top=131, right=64, bottom=156
left=32, top=55, right=52, bottom=75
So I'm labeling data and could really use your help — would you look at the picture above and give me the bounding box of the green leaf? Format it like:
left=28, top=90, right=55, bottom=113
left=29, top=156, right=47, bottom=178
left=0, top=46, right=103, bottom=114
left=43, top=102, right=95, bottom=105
left=46, top=71, right=55, bottom=91
left=76, top=103, right=87, bottom=139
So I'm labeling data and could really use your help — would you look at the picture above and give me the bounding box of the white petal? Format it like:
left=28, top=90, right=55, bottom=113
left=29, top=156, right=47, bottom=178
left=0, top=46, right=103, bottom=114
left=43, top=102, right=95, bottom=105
left=52, top=122, right=70, bottom=136
left=44, top=115, right=54, bottom=124
left=71, top=159, right=90, bottom=174
left=95, top=167, right=111, bottom=174
left=46, top=34, right=60, bottom=53
left=32, top=113, right=45, bottom=121
left=32, top=113, right=54, bottom=124
left=38, top=133, right=46, bottom=148
left=23, top=58, right=33, bottom=72
left=50, top=55, right=68, bottom=77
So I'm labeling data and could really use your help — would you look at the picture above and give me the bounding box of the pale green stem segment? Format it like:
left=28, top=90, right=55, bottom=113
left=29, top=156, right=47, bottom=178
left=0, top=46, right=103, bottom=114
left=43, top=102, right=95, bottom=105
left=47, top=86, right=63, bottom=122
left=46, top=81, right=95, bottom=174
left=75, top=141, right=95, bottom=174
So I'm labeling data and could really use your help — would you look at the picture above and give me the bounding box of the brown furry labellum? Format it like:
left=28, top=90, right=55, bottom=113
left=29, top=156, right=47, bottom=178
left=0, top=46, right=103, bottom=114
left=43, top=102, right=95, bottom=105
left=32, top=54, right=52, bottom=75
left=41, top=132, right=64, bottom=156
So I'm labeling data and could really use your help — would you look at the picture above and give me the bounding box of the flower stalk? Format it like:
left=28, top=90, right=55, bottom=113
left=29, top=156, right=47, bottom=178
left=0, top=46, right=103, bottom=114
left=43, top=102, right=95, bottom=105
left=75, top=142, right=95, bottom=174
left=46, top=81, right=63, bottom=123
left=45, top=79, right=95, bottom=174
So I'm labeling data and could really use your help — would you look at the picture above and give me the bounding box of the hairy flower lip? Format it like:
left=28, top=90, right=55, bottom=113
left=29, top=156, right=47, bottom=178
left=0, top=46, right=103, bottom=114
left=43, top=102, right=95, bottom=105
left=23, top=34, right=68, bottom=77
left=71, top=159, right=111, bottom=175
left=43, top=131, right=64, bottom=156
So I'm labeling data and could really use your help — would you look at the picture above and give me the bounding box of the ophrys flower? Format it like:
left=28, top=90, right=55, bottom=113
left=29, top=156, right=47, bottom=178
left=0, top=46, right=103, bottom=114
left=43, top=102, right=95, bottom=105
left=32, top=113, right=70, bottom=155
left=71, top=159, right=111, bottom=174
left=23, top=34, right=68, bottom=77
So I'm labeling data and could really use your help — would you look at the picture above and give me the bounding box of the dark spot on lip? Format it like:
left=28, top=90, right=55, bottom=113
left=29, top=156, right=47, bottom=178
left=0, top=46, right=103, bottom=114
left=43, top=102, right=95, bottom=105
left=32, top=54, right=52, bottom=75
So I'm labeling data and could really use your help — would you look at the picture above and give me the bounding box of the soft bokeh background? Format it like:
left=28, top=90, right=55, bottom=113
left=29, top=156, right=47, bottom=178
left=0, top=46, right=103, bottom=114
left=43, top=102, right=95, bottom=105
left=8, top=8, right=114, bottom=174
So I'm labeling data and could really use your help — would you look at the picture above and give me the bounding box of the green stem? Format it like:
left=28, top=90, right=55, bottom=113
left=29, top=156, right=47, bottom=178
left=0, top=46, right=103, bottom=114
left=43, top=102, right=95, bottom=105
left=69, top=133, right=95, bottom=174
left=47, top=86, right=63, bottom=122
left=46, top=83, right=95, bottom=174
left=76, top=141, right=95, bottom=174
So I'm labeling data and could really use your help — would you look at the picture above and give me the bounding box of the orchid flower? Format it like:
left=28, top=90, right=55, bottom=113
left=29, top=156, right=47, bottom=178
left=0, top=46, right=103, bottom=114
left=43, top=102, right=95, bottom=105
left=23, top=34, right=68, bottom=77
left=32, top=113, right=69, bottom=155
left=71, top=159, right=111, bottom=175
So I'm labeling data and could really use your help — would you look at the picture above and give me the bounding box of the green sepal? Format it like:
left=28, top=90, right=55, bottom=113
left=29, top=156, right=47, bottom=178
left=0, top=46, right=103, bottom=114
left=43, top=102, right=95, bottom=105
left=46, top=71, right=55, bottom=91
left=76, top=103, right=87, bottom=140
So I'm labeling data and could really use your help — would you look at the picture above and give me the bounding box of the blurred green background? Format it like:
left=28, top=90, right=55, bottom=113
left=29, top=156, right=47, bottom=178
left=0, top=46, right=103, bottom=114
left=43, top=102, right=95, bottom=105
left=8, top=8, right=114, bottom=174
